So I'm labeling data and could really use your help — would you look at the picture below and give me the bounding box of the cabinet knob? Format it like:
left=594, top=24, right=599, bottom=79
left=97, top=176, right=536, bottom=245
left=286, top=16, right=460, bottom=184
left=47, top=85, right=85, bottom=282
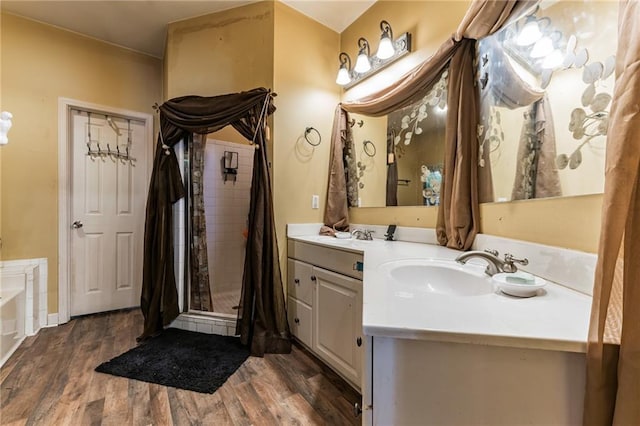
left=294, top=318, right=300, bottom=324
left=294, top=278, right=300, bottom=285
left=356, top=337, right=362, bottom=347
left=310, top=275, right=317, bottom=281
left=354, top=402, right=362, bottom=417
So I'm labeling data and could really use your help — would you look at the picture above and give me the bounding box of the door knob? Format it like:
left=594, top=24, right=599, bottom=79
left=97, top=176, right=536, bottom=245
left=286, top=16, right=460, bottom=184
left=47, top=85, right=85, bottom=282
left=72, top=221, right=83, bottom=229
left=356, top=337, right=362, bottom=347
left=294, top=318, right=300, bottom=324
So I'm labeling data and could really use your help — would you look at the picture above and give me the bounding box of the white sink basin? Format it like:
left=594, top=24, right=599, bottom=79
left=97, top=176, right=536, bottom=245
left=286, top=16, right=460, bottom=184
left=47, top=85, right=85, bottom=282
left=378, top=259, right=495, bottom=297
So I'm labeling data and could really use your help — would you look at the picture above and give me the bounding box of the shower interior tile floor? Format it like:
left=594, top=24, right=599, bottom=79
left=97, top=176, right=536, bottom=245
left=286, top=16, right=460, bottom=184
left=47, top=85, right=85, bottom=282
left=213, top=289, right=242, bottom=316
left=0, top=309, right=361, bottom=425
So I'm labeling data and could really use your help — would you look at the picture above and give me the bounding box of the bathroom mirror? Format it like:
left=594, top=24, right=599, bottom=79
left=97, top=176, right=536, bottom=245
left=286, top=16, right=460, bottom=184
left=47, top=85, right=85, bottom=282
left=477, top=1, right=618, bottom=202
left=351, top=69, right=449, bottom=207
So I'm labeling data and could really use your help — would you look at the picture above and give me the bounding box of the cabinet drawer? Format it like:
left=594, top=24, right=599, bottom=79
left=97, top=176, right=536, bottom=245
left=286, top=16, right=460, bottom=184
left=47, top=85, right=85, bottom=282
left=287, top=240, right=363, bottom=280
left=287, top=296, right=313, bottom=348
left=287, top=259, right=314, bottom=306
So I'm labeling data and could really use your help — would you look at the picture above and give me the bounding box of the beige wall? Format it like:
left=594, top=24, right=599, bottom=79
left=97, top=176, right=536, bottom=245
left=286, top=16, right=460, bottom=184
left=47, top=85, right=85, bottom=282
left=0, top=13, right=162, bottom=312
left=341, top=1, right=471, bottom=101
left=273, top=2, right=341, bottom=270
left=165, top=2, right=274, bottom=146
left=341, top=1, right=603, bottom=253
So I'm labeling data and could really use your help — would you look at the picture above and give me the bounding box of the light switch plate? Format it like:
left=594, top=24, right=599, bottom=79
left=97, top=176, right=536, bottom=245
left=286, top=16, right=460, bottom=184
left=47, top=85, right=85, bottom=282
left=312, top=195, right=319, bottom=209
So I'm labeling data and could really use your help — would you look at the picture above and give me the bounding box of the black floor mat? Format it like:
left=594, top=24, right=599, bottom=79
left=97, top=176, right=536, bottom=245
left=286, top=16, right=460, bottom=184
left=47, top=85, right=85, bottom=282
left=95, top=328, right=249, bottom=393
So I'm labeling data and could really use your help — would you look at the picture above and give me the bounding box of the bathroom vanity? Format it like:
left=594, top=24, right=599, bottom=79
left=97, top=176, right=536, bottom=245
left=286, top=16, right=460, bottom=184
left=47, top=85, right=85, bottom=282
left=287, top=224, right=594, bottom=425
left=286, top=239, right=364, bottom=390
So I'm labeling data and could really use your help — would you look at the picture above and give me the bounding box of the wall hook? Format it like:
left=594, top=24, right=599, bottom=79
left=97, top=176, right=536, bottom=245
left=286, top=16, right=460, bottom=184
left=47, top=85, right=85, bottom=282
left=349, top=119, right=364, bottom=128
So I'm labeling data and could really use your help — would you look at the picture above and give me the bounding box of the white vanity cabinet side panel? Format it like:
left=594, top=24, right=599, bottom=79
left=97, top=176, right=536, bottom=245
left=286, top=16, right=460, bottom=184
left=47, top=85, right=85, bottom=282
left=287, top=259, right=314, bottom=306
left=287, top=296, right=313, bottom=348
left=372, top=337, right=585, bottom=425
left=313, top=266, right=363, bottom=388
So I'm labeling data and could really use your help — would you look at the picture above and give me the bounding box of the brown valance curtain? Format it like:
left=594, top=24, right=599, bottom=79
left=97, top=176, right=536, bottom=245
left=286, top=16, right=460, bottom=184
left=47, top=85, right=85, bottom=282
left=140, top=88, right=291, bottom=356
left=324, top=0, right=537, bottom=249
left=584, top=1, right=640, bottom=424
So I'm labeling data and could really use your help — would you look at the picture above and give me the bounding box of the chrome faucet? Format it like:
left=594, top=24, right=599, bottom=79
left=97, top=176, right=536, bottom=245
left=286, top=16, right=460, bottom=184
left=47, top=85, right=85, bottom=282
left=455, top=249, right=528, bottom=276
left=352, top=229, right=374, bottom=241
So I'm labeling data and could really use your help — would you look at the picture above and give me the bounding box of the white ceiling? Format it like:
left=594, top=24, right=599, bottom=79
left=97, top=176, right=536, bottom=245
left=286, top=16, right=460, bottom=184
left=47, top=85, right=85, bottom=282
left=1, top=0, right=375, bottom=58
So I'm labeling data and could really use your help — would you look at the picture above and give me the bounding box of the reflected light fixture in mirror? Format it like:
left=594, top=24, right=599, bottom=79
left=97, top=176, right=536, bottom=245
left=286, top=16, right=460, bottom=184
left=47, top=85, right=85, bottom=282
left=516, top=16, right=542, bottom=46
left=542, top=49, right=563, bottom=69
left=530, top=35, right=554, bottom=58
left=355, top=38, right=372, bottom=73
left=377, top=20, right=395, bottom=59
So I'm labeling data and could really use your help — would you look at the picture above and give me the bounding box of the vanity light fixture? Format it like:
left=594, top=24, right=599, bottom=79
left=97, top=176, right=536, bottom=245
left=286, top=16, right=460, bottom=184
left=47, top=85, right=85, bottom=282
left=336, top=20, right=412, bottom=89
left=376, top=20, right=395, bottom=59
left=354, top=38, right=372, bottom=73
left=336, top=52, right=352, bottom=85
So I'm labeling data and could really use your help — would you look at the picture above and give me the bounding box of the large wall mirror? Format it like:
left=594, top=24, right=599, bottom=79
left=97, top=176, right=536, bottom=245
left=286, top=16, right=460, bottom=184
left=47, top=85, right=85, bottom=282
left=350, top=69, right=449, bottom=208
left=478, top=1, right=617, bottom=202
left=350, top=1, right=617, bottom=208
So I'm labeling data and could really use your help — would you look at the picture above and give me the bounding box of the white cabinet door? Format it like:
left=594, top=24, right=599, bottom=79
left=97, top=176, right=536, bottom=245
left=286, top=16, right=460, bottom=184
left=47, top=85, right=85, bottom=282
left=287, top=259, right=314, bottom=306
left=313, top=266, right=363, bottom=387
left=287, top=296, right=313, bottom=348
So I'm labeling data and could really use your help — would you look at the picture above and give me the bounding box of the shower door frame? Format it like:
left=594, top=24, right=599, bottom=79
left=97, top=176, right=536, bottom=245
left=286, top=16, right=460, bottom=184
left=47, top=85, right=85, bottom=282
left=180, top=136, right=245, bottom=320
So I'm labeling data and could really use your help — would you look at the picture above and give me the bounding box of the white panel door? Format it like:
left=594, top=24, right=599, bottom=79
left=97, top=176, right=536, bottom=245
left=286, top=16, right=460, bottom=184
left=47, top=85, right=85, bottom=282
left=70, top=110, right=148, bottom=316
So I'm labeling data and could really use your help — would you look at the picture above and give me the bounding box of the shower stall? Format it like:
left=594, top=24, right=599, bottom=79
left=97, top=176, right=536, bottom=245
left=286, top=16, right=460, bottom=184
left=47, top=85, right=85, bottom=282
left=202, top=139, right=254, bottom=316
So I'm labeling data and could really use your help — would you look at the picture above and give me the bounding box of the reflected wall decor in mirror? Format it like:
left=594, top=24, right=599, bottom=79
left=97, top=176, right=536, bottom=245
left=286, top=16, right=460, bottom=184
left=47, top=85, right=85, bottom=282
left=348, top=1, right=617, bottom=210
left=477, top=1, right=618, bottom=202
left=349, top=68, right=449, bottom=208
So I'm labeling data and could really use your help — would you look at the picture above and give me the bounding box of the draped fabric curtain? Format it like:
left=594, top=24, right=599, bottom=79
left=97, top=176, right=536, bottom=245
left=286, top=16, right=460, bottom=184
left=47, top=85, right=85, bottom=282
left=231, top=110, right=291, bottom=355
left=323, top=106, right=356, bottom=230
left=189, top=133, right=214, bottom=312
left=584, top=1, right=640, bottom=423
left=139, top=88, right=291, bottom=357
left=324, top=0, right=537, bottom=249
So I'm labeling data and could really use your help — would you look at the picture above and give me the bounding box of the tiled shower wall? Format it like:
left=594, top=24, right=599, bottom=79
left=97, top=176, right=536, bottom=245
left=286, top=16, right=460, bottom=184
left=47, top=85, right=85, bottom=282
left=203, top=139, right=254, bottom=296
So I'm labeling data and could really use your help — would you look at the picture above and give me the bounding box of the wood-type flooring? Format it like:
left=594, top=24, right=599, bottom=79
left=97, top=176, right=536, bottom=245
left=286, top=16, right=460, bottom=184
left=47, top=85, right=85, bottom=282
left=0, top=309, right=361, bottom=426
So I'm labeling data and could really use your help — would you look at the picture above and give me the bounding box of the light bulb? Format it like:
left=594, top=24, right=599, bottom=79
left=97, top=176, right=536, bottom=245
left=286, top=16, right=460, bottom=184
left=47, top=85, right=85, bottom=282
left=542, top=49, right=563, bottom=69
left=376, top=36, right=395, bottom=59
left=336, top=66, right=351, bottom=85
left=516, top=20, right=542, bottom=46
left=354, top=52, right=371, bottom=73
left=530, top=36, right=553, bottom=58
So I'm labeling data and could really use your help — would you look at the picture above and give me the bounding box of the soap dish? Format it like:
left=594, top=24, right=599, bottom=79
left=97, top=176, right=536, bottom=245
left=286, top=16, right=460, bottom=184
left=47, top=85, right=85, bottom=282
left=492, top=272, right=546, bottom=298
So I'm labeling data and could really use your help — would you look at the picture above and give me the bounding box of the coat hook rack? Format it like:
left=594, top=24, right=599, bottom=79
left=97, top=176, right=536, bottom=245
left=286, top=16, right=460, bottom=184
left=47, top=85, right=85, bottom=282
left=349, top=119, right=364, bottom=128
left=304, top=127, right=321, bottom=146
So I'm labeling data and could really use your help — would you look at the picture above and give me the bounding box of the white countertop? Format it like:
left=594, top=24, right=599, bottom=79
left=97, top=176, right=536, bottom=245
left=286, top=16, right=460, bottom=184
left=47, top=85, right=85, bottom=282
left=288, top=234, right=592, bottom=353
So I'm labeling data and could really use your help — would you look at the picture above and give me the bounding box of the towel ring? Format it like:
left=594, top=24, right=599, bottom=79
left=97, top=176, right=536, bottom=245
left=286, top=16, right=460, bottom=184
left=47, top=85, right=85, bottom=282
left=304, top=127, right=321, bottom=146
left=363, top=140, right=376, bottom=157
